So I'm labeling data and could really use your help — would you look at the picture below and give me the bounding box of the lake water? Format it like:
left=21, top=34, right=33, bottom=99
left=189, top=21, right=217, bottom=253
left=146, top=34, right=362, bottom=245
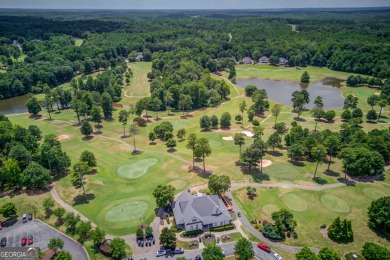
left=0, top=95, right=29, bottom=115
left=236, top=78, right=344, bottom=109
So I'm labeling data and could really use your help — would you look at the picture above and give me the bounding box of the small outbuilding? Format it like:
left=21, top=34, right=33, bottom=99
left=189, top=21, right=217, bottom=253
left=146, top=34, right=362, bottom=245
left=242, top=57, right=253, bottom=64
left=258, top=56, right=269, bottom=63
left=279, top=57, right=289, bottom=65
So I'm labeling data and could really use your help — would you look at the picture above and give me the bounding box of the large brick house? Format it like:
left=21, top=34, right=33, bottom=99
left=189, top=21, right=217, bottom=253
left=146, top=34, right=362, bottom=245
left=172, top=191, right=232, bottom=232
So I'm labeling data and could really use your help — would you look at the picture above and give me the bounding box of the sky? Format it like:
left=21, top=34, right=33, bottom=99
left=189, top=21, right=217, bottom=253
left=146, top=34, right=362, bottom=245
left=1, top=0, right=390, bottom=9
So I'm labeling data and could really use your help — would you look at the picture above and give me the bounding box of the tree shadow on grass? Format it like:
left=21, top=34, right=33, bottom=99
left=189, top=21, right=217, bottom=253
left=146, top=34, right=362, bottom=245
left=73, top=193, right=95, bottom=205
left=240, top=167, right=270, bottom=183
left=167, top=148, right=177, bottom=153
left=293, top=117, right=306, bottom=122
left=131, top=150, right=143, bottom=155
left=367, top=224, right=390, bottom=243
left=82, top=136, right=94, bottom=141
left=337, top=177, right=356, bottom=186
left=289, top=160, right=305, bottom=167
left=266, top=151, right=283, bottom=157
left=313, top=177, right=328, bottom=185
left=324, top=170, right=340, bottom=177
left=188, top=166, right=212, bottom=178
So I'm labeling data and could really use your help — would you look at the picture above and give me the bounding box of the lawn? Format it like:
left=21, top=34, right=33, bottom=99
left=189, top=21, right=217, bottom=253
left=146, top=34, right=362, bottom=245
left=220, top=232, right=243, bottom=243
left=235, top=64, right=355, bottom=83
left=232, top=183, right=390, bottom=256
left=121, top=62, right=152, bottom=104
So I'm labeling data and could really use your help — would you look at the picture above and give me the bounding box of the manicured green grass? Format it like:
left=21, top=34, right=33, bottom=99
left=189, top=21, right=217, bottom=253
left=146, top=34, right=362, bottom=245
left=176, top=240, right=199, bottom=250
left=233, top=183, right=390, bottom=256
left=236, top=64, right=355, bottom=83
left=73, top=38, right=84, bottom=46
left=220, top=232, right=243, bottom=243
left=116, top=158, right=158, bottom=179
left=122, top=62, right=151, bottom=102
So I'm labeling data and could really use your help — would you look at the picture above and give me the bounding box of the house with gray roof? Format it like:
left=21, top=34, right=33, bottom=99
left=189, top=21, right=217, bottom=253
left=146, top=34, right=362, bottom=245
left=242, top=57, right=253, bottom=64
left=172, top=191, right=232, bottom=232
left=279, top=57, right=289, bottom=65
left=258, top=56, right=269, bottom=63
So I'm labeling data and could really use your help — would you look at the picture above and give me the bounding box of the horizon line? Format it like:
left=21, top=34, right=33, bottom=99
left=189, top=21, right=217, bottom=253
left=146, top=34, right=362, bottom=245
left=1, top=7, right=390, bottom=11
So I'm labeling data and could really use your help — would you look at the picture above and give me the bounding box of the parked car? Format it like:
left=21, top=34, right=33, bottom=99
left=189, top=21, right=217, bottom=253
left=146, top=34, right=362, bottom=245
left=237, top=212, right=241, bottom=217
left=21, top=237, right=27, bottom=246
left=173, top=248, right=184, bottom=254
left=22, top=214, right=28, bottom=223
left=216, top=237, right=220, bottom=243
left=28, top=235, right=33, bottom=245
left=28, top=214, right=33, bottom=221
left=155, top=250, right=166, bottom=257
left=257, top=243, right=271, bottom=253
left=195, top=255, right=202, bottom=260
left=274, top=253, right=282, bottom=260
left=0, top=222, right=2, bottom=230
left=1, top=237, right=6, bottom=247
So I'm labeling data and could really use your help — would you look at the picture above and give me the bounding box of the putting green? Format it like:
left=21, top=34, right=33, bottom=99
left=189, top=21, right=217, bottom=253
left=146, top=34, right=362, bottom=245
left=171, top=121, right=190, bottom=129
left=362, top=188, right=387, bottom=199
left=262, top=204, right=280, bottom=216
left=209, top=139, right=222, bottom=147
left=117, top=158, right=158, bottom=179
left=282, top=193, right=308, bottom=212
left=320, top=194, right=350, bottom=213
left=168, top=179, right=187, bottom=189
left=104, top=201, right=148, bottom=222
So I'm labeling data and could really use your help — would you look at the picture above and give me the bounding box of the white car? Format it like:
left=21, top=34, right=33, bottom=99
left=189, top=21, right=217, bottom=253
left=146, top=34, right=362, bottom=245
left=274, top=253, right=282, bottom=260
left=155, top=250, right=166, bottom=257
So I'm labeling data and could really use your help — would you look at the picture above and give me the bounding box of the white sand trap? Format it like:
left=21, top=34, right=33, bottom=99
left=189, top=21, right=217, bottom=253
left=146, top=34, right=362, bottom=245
left=57, top=134, right=70, bottom=141
left=240, top=131, right=254, bottom=137
left=223, top=136, right=234, bottom=140
left=258, top=160, right=272, bottom=168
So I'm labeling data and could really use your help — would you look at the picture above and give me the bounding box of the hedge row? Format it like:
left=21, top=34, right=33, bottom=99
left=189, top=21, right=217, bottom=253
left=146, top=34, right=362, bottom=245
left=183, top=229, right=203, bottom=237
left=210, top=224, right=235, bottom=232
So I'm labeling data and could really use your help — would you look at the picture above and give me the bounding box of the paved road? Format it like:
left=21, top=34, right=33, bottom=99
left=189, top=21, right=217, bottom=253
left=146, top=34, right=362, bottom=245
left=136, top=242, right=276, bottom=260
left=0, top=219, right=88, bottom=260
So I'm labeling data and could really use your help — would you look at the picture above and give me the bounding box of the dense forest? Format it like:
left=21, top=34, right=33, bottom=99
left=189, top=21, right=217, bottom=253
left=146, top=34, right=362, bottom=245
left=0, top=10, right=390, bottom=101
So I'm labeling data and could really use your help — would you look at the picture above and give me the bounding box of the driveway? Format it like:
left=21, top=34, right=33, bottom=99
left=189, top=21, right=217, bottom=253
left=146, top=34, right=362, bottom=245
left=137, top=242, right=276, bottom=260
left=0, top=219, right=88, bottom=260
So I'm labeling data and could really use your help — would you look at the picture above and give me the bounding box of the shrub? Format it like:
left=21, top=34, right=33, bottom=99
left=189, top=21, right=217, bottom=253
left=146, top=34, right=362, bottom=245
left=183, top=230, right=202, bottom=237
left=210, top=224, right=235, bottom=232
left=368, top=196, right=390, bottom=235
left=252, top=119, right=260, bottom=126
left=262, top=224, right=282, bottom=240
left=165, top=216, right=170, bottom=224
left=133, top=117, right=147, bottom=127
left=320, top=224, right=327, bottom=229
left=287, top=231, right=291, bottom=237
left=327, top=217, right=353, bottom=242
left=293, top=231, right=298, bottom=239
left=258, top=225, right=263, bottom=232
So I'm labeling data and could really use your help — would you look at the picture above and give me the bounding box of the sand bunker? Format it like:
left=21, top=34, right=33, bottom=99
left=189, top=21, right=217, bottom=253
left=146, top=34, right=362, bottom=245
left=57, top=134, right=70, bottom=141
left=240, top=131, right=254, bottom=137
left=258, top=160, right=272, bottom=168
left=223, top=136, right=234, bottom=141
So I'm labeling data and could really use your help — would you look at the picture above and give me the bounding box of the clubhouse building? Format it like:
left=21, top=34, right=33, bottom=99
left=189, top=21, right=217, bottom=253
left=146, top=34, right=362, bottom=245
left=172, top=190, right=232, bottom=232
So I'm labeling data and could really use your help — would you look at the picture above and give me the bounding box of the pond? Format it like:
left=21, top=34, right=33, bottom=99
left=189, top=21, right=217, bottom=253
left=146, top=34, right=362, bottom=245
left=236, top=78, right=344, bottom=109
left=0, top=95, right=29, bottom=115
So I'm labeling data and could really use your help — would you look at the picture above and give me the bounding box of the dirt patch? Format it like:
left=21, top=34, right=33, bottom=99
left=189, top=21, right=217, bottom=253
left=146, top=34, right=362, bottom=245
left=258, top=160, right=272, bottom=168
left=320, top=227, right=329, bottom=239
left=56, top=134, right=70, bottom=141
left=108, top=144, right=131, bottom=153
left=223, top=136, right=234, bottom=141
left=91, top=180, right=105, bottom=186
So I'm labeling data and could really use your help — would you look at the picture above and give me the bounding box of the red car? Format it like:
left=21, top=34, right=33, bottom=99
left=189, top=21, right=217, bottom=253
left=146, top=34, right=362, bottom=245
left=257, top=242, right=271, bottom=253
left=21, top=237, right=27, bottom=246
left=28, top=235, right=33, bottom=245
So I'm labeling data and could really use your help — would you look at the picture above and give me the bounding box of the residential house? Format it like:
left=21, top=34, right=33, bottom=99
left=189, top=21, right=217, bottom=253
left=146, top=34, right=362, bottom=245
left=258, top=56, right=269, bottom=63
left=173, top=191, right=233, bottom=232
left=279, top=57, right=289, bottom=65
left=242, top=57, right=253, bottom=64
left=135, top=52, right=143, bottom=62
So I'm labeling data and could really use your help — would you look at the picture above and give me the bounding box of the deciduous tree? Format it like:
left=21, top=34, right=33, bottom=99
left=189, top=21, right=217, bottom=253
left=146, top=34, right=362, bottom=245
left=153, top=184, right=175, bottom=209
left=195, top=137, right=212, bottom=172
left=208, top=175, right=231, bottom=195
left=234, top=238, right=254, bottom=260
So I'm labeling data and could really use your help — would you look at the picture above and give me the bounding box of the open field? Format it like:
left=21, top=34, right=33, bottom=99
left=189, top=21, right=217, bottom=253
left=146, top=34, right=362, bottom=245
left=73, top=38, right=84, bottom=46
left=233, top=183, right=390, bottom=255
left=121, top=62, right=151, bottom=103
left=234, top=64, right=356, bottom=83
